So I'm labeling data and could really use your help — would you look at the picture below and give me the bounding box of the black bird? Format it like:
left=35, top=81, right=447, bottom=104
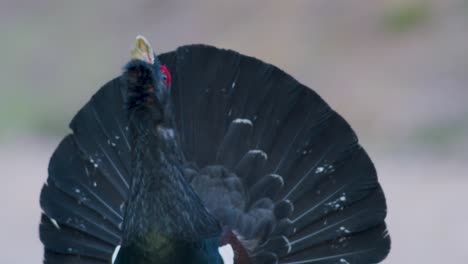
left=39, top=36, right=390, bottom=264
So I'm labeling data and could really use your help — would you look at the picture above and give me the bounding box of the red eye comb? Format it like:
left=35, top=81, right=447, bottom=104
left=159, top=66, right=171, bottom=88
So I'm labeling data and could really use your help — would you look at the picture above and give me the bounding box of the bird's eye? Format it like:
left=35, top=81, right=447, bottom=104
left=159, top=65, right=171, bottom=88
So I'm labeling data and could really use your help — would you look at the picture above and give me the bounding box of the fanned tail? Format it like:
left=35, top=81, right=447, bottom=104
left=40, top=44, right=390, bottom=264
left=39, top=78, right=130, bottom=263
left=158, top=45, right=390, bottom=264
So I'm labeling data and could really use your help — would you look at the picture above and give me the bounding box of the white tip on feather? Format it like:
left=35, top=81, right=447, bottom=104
left=112, top=245, right=121, bottom=264
left=49, top=217, right=60, bottom=230
left=233, top=118, right=253, bottom=126
left=284, top=199, right=294, bottom=212
left=270, top=174, right=284, bottom=186
left=248, top=149, right=268, bottom=159
left=282, top=236, right=292, bottom=254
left=218, top=244, right=234, bottom=264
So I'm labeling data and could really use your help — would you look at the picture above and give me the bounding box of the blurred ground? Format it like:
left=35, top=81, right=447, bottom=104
left=1, top=0, right=467, bottom=263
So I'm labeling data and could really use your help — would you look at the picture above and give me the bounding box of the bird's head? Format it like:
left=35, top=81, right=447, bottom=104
left=125, top=35, right=173, bottom=126
left=130, top=35, right=172, bottom=88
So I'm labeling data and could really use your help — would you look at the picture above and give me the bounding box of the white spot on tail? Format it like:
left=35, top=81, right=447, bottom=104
left=112, top=245, right=121, bottom=264
left=282, top=236, right=292, bottom=254
left=284, top=199, right=294, bottom=212
left=315, top=166, right=324, bottom=173
left=340, top=258, right=350, bottom=264
left=219, top=244, right=234, bottom=264
left=49, top=218, right=60, bottom=230
left=270, top=174, right=284, bottom=186
left=157, top=127, right=175, bottom=140
left=233, top=118, right=252, bottom=126
left=339, top=226, right=351, bottom=234
left=248, top=149, right=267, bottom=159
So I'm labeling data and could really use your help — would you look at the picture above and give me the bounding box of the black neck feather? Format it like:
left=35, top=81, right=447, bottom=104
left=121, top=62, right=221, bottom=246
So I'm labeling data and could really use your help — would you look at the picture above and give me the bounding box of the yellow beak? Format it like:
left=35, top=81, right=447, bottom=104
left=131, top=35, right=155, bottom=64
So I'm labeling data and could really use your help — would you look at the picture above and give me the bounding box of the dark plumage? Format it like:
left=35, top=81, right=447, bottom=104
left=39, top=38, right=390, bottom=264
left=117, top=59, right=223, bottom=263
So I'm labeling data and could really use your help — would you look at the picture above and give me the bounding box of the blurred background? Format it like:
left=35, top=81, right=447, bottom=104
left=1, top=0, right=467, bottom=263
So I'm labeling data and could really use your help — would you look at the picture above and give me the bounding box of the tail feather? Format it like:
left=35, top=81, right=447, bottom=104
left=277, top=224, right=390, bottom=264
left=40, top=215, right=115, bottom=260
left=43, top=251, right=107, bottom=264
left=235, top=149, right=268, bottom=187
left=40, top=181, right=120, bottom=245
left=289, top=148, right=381, bottom=230
left=46, top=135, right=124, bottom=227
left=70, top=78, right=131, bottom=197
left=40, top=79, right=130, bottom=263
left=216, top=119, right=254, bottom=169
left=158, top=45, right=390, bottom=263
left=286, top=187, right=387, bottom=256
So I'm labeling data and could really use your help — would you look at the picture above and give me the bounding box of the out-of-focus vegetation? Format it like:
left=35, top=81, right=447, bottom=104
left=410, top=115, right=468, bottom=152
left=384, top=3, right=430, bottom=32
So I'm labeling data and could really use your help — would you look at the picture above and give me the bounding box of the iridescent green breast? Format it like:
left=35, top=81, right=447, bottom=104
left=114, top=231, right=223, bottom=264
